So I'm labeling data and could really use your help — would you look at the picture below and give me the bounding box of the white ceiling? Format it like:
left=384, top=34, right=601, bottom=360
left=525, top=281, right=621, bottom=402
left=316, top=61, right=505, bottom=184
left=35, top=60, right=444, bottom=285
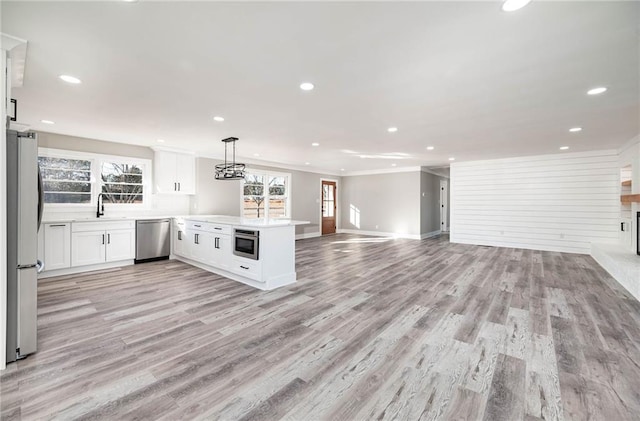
left=2, top=1, right=638, bottom=174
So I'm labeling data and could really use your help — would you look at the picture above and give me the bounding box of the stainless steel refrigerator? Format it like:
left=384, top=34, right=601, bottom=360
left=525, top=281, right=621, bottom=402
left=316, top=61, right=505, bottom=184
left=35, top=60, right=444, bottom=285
left=6, top=129, right=43, bottom=363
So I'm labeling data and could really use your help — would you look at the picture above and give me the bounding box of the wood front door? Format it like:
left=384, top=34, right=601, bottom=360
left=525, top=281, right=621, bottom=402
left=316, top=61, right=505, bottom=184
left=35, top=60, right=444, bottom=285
left=322, top=181, right=337, bottom=235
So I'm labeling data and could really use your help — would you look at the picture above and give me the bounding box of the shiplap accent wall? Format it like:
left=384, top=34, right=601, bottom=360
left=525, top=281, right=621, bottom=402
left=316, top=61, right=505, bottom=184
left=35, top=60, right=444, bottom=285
left=450, top=150, right=620, bottom=254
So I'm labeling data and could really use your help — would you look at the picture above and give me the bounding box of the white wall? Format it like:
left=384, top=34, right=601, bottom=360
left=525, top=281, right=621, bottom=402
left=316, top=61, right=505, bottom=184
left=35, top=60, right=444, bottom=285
left=340, top=171, right=421, bottom=238
left=451, top=150, right=620, bottom=254
left=1, top=47, right=8, bottom=370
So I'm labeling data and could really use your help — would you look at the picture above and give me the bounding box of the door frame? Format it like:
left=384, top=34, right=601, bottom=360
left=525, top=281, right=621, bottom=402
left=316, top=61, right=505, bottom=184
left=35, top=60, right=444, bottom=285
left=319, top=178, right=340, bottom=235
left=440, top=180, right=448, bottom=233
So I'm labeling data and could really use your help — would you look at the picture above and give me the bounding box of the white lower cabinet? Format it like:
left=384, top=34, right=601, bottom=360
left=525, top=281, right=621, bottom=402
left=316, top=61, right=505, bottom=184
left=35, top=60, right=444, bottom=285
left=105, top=229, right=135, bottom=262
left=71, top=221, right=135, bottom=267
left=189, top=230, right=212, bottom=263
left=211, top=234, right=231, bottom=269
left=42, top=223, right=72, bottom=271
left=173, top=225, right=188, bottom=257
left=230, top=257, right=262, bottom=281
left=173, top=223, right=231, bottom=270
left=72, top=231, right=107, bottom=267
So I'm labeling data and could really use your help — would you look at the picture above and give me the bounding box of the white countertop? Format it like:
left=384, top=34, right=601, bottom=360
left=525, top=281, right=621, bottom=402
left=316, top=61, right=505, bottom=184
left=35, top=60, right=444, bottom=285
left=184, top=215, right=309, bottom=227
left=42, top=214, right=309, bottom=228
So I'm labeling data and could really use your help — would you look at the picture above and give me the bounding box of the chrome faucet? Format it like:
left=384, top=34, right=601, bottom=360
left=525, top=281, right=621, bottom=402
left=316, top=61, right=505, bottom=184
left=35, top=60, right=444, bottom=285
left=97, top=193, right=105, bottom=218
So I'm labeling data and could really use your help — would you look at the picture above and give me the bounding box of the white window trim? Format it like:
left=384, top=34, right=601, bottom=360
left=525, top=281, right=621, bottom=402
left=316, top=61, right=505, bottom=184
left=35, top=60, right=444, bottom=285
left=38, top=148, right=152, bottom=212
left=240, top=168, right=292, bottom=219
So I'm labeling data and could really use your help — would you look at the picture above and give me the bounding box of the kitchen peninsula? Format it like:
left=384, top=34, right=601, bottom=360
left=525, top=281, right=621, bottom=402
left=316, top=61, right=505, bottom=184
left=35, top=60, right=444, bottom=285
left=173, top=216, right=309, bottom=290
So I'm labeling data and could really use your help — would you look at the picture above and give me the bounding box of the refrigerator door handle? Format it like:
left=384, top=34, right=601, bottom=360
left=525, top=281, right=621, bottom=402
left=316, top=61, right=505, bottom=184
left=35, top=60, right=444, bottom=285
left=36, top=260, right=45, bottom=273
left=37, top=167, right=44, bottom=232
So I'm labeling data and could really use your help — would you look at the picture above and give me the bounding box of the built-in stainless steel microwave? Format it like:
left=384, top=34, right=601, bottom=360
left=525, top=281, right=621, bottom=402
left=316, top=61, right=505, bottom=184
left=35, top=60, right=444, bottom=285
left=233, top=229, right=259, bottom=260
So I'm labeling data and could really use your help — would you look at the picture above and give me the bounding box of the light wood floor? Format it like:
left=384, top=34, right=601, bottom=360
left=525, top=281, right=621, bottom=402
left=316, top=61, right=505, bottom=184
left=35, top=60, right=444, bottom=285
left=2, top=234, right=640, bottom=420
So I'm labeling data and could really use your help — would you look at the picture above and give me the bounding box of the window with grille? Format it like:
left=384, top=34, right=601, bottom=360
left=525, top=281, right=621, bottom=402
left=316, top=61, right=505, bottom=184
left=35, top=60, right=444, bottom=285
left=242, top=171, right=290, bottom=218
left=101, top=162, right=144, bottom=204
left=38, top=150, right=150, bottom=206
left=38, top=156, right=93, bottom=204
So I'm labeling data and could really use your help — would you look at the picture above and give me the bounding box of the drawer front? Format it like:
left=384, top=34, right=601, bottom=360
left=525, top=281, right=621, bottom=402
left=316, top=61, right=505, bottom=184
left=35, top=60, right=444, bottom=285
left=186, top=220, right=209, bottom=232
left=231, top=258, right=262, bottom=282
left=174, top=218, right=186, bottom=228
left=186, top=220, right=231, bottom=235
left=72, top=220, right=135, bottom=232
left=209, top=224, right=231, bottom=235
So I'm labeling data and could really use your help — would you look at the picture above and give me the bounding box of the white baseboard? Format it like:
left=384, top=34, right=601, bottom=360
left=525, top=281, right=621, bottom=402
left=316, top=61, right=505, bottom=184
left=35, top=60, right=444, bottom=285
left=420, top=230, right=442, bottom=240
left=38, top=259, right=134, bottom=279
left=337, top=228, right=422, bottom=240
left=295, top=232, right=321, bottom=240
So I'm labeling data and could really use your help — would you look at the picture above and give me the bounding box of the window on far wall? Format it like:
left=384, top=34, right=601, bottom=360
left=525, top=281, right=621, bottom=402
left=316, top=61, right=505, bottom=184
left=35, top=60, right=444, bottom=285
left=38, top=150, right=150, bottom=206
left=38, top=156, right=93, bottom=204
left=101, top=162, right=144, bottom=204
left=242, top=171, right=290, bottom=218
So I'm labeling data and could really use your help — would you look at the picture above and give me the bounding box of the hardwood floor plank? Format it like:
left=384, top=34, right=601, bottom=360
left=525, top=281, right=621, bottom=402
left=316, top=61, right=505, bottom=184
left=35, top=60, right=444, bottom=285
left=483, top=353, right=526, bottom=421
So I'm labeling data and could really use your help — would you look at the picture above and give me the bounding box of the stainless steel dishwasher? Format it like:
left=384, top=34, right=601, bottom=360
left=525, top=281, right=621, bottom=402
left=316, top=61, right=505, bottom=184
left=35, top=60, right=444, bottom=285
left=135, top=219, right=171, bottom=263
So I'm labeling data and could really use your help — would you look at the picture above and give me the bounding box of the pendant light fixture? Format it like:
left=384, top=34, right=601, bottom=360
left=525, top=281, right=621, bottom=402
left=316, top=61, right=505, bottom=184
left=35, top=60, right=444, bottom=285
left=215, top=137, right=246, bottom=180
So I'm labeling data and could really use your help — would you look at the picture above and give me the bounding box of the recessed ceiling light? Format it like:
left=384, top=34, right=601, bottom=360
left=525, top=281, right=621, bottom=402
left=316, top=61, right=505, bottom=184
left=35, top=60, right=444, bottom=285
left=560, top=146, right=570, bottom=150
left=340, top=168, right=345, bottom=171
left=426, top=146, right=435, bottom=150
left=253, top=153, right=260, bottom=157
left=122, top=0, right=138, bottom=2
left=387, top=127, right=398, bottom=133
left=305, top=162, right=310, bottom=165
left=311, top=142, right=320, bottom=146
left=587, top=87, right=607, bottom=95
left=569, top=127, right=582, bottom=132
left=300, top=82, right=314, bottom=91
left=391, top=163, right=397, bottom=167
left=502, top=0, right=532, bottom=12
left=156, top=139, right=165, bottom=143
left=40, top=120, right=55, bottom=124
left=213, top=116, right=225, bottom=122
left=449, top=157, right=455, bottom=161
left=59, top=75, right=81, bottom=84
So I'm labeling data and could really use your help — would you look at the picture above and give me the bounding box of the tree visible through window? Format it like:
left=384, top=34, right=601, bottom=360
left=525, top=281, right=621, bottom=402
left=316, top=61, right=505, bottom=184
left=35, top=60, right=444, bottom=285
left=38, top=157, right=92, bottom=203
left=38, top=152, right=148, bottom=205
left=242, top=172, right=289, bottom=218
left=101, top=162, right=144, bottom=204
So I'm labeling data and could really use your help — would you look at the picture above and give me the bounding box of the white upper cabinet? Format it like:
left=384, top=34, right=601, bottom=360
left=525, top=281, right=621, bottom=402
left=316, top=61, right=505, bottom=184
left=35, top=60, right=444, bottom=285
left=153, top=150, right=196, bottom=195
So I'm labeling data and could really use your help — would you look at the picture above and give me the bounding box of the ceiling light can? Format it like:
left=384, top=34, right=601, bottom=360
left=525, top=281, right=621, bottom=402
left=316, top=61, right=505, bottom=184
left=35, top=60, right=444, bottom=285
left=59, top=75, right=81, bottom=84
left=587, top=87, right=607, bottom=95
left=502, top=0, right=532, bottom=12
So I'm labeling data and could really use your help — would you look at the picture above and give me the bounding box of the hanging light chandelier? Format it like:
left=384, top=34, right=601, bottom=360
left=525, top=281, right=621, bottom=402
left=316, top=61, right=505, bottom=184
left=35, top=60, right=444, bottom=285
left=214, top=137, right=246, bottom=180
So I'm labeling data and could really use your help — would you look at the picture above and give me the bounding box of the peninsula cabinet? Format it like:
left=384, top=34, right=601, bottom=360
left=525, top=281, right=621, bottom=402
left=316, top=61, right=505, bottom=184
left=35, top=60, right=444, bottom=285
left=153, top=150, right=196, bottom=195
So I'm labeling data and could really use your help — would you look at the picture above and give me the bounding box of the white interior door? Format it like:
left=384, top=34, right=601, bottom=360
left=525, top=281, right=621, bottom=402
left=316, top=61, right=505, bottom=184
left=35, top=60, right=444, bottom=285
left=440, top=180, right=448, bottom=233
